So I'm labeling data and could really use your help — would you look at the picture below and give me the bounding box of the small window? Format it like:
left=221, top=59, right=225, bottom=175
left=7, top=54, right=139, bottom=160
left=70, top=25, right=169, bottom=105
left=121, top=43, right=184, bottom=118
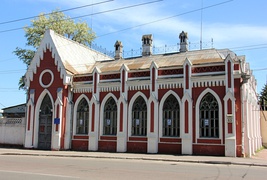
left=76, top=98, right=89, bottom=134
left=115, top=44, right=119, bottom=51
left=132, top=96, right=147, bottom=136
left=162, top=94, right=180, bottom=137
left=199, top=93, right=219, bottom=138
left=103, top=97, right=117, bottom=135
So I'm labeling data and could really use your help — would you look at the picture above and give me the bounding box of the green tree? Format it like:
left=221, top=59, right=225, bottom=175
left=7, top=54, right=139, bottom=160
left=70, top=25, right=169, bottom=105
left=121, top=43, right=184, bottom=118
left=259, top=84, right=267, bottom=111
left=14, top=10, right=96, bottom=89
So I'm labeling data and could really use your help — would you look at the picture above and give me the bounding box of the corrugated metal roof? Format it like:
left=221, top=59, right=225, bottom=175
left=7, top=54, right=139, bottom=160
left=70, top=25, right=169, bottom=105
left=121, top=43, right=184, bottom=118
left=51, top=31, right=113, bottom=74
left=86, top=48, right=237, bottom=74
left=47, top=31, right=238, bottom=75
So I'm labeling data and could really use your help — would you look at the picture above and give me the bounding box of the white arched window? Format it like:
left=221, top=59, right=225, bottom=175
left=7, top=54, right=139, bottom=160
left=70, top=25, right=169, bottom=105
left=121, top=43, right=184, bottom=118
left=199, top=93, right=219, bottom=138
left=76, top=98, right=89, bottom=134
left=132, top=96, right=147, bottom=136
left=103, top=97, right=117, bottom=135
left=162, top=94, right=180, bottom=137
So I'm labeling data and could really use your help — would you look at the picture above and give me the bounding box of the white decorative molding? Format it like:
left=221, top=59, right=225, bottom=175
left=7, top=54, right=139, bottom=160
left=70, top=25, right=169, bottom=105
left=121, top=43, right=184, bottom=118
left=192, top=80, right=225, bottom=87
left=98, top=82, right=120, bottom=92
left=158, top=82, right=183, bottom=89
left=25, top=30, right=70, bottom=87
left=39, top=69, right=54, bottom=88
left=127, top=80, right=150, bottom=91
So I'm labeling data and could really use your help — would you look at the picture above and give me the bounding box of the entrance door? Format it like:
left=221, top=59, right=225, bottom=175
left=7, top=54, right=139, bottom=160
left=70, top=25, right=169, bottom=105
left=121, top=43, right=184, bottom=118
left=38, top=94, right=52, bottom=150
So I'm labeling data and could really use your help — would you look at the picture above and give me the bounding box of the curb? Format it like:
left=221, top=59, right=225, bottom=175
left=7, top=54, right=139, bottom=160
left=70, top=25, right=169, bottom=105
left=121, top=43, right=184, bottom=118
left=2, top=152, right=267, bottom=167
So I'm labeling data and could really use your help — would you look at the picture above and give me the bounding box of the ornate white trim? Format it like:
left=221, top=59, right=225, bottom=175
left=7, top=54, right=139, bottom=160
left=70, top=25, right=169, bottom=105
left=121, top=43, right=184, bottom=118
left=195, top=88, right=223, bottom=142
left=73, top=94, right=90, bottom=135
left=25, top=30, right=70, bottom=88
left=158, top=90, right=182, bottom=138
left=33, top=89, right=54, bottom=148
left=99, top=93, right=118, bottom=136
left=39, top=69, right=54, bottom=88
left=98, top=82, right=120, bottom=92
left=127, top=92, right=149, bottom=138
left=127, top=80, right=150, bottom=91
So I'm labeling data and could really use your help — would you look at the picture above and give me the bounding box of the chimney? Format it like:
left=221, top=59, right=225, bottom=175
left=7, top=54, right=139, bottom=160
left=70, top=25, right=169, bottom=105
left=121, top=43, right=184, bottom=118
left=114, top=40, right=123, bottom=60
left=142, top=34, right=153, bottom=56
left=179, top=31, right=188, bottom=52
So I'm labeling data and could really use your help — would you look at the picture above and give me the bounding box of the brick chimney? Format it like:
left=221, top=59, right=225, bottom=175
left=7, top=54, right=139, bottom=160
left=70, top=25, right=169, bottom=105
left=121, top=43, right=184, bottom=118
left=179, top=31, right=188, bottom=52
left=114, top=40, right=123, bottom=60
left=142, top=34, right=153, bottom=56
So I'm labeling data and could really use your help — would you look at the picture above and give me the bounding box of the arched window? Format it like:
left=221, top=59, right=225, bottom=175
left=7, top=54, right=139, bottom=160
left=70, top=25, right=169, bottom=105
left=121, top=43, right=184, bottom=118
left=162, top=94, right=180, bottom=137
left=132, top=96, right=147, bottom=136
left=199, top=93, right=219, bottom=138
left=103, top=97, right=117, bottom=135
left=76, top=98, right=89, bottom=134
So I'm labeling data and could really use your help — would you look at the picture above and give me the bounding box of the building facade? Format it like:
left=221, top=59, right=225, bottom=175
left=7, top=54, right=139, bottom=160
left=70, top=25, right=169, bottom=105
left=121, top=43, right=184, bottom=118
left=24, top=29, right=261, bottom=157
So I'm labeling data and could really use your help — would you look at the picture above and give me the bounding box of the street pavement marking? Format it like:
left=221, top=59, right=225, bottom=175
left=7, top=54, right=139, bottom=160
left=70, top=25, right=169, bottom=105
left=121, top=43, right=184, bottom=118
left=0, top=169, right=80, bottom=179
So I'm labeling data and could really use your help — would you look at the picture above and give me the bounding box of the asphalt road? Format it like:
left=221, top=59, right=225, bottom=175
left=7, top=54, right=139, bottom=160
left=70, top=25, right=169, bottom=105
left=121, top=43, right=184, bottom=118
left=0, top=155, right=266, bottom=180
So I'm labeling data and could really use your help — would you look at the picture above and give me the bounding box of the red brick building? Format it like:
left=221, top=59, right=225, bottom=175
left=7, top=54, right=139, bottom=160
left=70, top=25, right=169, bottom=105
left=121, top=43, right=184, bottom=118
left=24, top=29, right=261, bottom=157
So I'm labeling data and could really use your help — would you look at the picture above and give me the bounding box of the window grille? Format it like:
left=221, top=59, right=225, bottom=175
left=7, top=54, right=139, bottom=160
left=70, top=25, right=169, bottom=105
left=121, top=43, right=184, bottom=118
left=199, top=93, right=219, bottom=138
left=162, top=94, right=180, bottom=137
left=40, top=94, right=52, bottom=115
left=132, top=96, right=147, bottom=136
left=76, top=98, right=89, bottom=134
left=103, top=97, right=117, bottom=135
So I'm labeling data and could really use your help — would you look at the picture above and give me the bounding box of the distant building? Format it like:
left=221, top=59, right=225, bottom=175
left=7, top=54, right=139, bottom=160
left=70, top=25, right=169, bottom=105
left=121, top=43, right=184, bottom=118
left=0, top=110, right=3, bottom=118
left=23, top=29, right=261, bottom=157
left=1, top=104, right=26, bottom=118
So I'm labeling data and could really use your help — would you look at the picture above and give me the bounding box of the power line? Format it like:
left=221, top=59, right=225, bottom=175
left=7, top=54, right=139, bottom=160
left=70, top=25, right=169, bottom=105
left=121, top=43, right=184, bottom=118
left=0, top=102, right=6, bottom=108
left=253, top=67, right=267, bottom=72
left=97, top=0, right=234, bottom=37
left=0, top=0, right=163, bottom=34
left=229, top=43, right=267, bottom=50
left=0, top=0, right=114, bottom=25
left=0, top=42, right=267, bottom=74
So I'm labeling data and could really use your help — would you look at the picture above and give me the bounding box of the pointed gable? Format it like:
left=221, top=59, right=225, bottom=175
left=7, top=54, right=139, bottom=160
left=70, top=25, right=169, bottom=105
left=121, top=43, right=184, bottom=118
left=25, top=29, right=113, bottom=87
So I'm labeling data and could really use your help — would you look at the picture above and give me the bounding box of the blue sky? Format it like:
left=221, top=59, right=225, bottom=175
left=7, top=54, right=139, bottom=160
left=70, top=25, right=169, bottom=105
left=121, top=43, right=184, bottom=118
left=0, top=0, right=266, bottom=108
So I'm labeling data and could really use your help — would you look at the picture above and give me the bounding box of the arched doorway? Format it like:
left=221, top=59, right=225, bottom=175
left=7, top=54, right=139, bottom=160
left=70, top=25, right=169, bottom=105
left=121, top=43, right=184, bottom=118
left=38, top=94, right=53, bottom=150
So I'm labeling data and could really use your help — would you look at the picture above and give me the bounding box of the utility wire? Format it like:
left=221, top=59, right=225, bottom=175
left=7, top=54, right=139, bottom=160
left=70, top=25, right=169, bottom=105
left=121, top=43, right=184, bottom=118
left=0, top=102, right=6, bottom=108
left=0, top=0, right=114, bottom=25
left=97, top=0, right=234, bottom=37
left=0, top=43, right=267, bottom=73
left=0, top=0, right=163, bottom=34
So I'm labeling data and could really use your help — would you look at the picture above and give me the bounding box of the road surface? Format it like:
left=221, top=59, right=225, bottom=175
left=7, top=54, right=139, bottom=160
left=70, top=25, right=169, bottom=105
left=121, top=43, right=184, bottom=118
left=0, top=155, right=266, bottom=179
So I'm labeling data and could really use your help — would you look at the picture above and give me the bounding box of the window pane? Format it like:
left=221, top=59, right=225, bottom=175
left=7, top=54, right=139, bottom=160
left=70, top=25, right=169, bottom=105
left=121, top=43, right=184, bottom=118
left=132, top=96, right=147, bottom=136
left=199, top=93, right=219, bottom=138
left=103, top=97, right=117, bottom=135
left=162, top=94, right=180, bottom=137
left=76, top=98, right=89, bottom=134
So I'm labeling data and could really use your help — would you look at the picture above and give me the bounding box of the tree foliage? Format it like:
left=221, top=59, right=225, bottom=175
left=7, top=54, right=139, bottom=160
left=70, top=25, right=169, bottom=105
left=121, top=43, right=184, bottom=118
left=259, top=84, right=267, bottom=110
left=14, top=10, right=96, bottom=89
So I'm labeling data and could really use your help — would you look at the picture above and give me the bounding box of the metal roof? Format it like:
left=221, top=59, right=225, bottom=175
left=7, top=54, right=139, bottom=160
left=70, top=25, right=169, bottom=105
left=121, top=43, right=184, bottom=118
left=50, top=30, right=113, bottom=74
left=30, top=30, right=239, bottom=76
left=86, top=48, right=238, bottom=74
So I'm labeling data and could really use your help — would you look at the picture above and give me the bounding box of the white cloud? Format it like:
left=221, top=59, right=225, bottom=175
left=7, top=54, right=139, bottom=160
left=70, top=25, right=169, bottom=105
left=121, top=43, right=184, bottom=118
left=31, top=0, right=267, bottom=52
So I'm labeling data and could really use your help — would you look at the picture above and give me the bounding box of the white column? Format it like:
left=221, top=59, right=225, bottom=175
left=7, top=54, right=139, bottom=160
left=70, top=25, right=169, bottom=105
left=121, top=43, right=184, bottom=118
left=117, top=99, right=128, bottom=152
left=24, top=89, right=35, bottom=148
left=51, top=88, right=63, bottom=150
left=147, top=99, right=159, bottom=153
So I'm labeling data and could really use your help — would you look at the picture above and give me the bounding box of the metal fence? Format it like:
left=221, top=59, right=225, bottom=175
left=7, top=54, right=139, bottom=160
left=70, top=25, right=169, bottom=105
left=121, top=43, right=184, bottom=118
left=0, top=118, right=25, bottom=125
left=90, top=41, right=213, bottom=59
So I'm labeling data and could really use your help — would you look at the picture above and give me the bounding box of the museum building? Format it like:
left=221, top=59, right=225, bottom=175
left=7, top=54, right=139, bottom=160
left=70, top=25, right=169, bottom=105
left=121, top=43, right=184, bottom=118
left=24, top=29, right=262, bottom=157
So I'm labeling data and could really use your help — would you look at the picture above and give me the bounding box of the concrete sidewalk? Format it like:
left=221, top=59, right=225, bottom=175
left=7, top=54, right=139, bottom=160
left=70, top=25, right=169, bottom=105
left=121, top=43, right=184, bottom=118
left=1, top=148, right=267, bottom=167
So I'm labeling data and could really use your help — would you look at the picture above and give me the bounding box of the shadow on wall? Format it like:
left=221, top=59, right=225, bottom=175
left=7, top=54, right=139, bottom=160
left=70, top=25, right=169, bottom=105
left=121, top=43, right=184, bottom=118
left=260, top=111, right=267, bottom=147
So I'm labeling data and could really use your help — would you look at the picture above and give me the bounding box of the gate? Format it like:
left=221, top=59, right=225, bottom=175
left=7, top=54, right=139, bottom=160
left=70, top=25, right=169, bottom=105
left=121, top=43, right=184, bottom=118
left=38, top=94, right=52, bottom=150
